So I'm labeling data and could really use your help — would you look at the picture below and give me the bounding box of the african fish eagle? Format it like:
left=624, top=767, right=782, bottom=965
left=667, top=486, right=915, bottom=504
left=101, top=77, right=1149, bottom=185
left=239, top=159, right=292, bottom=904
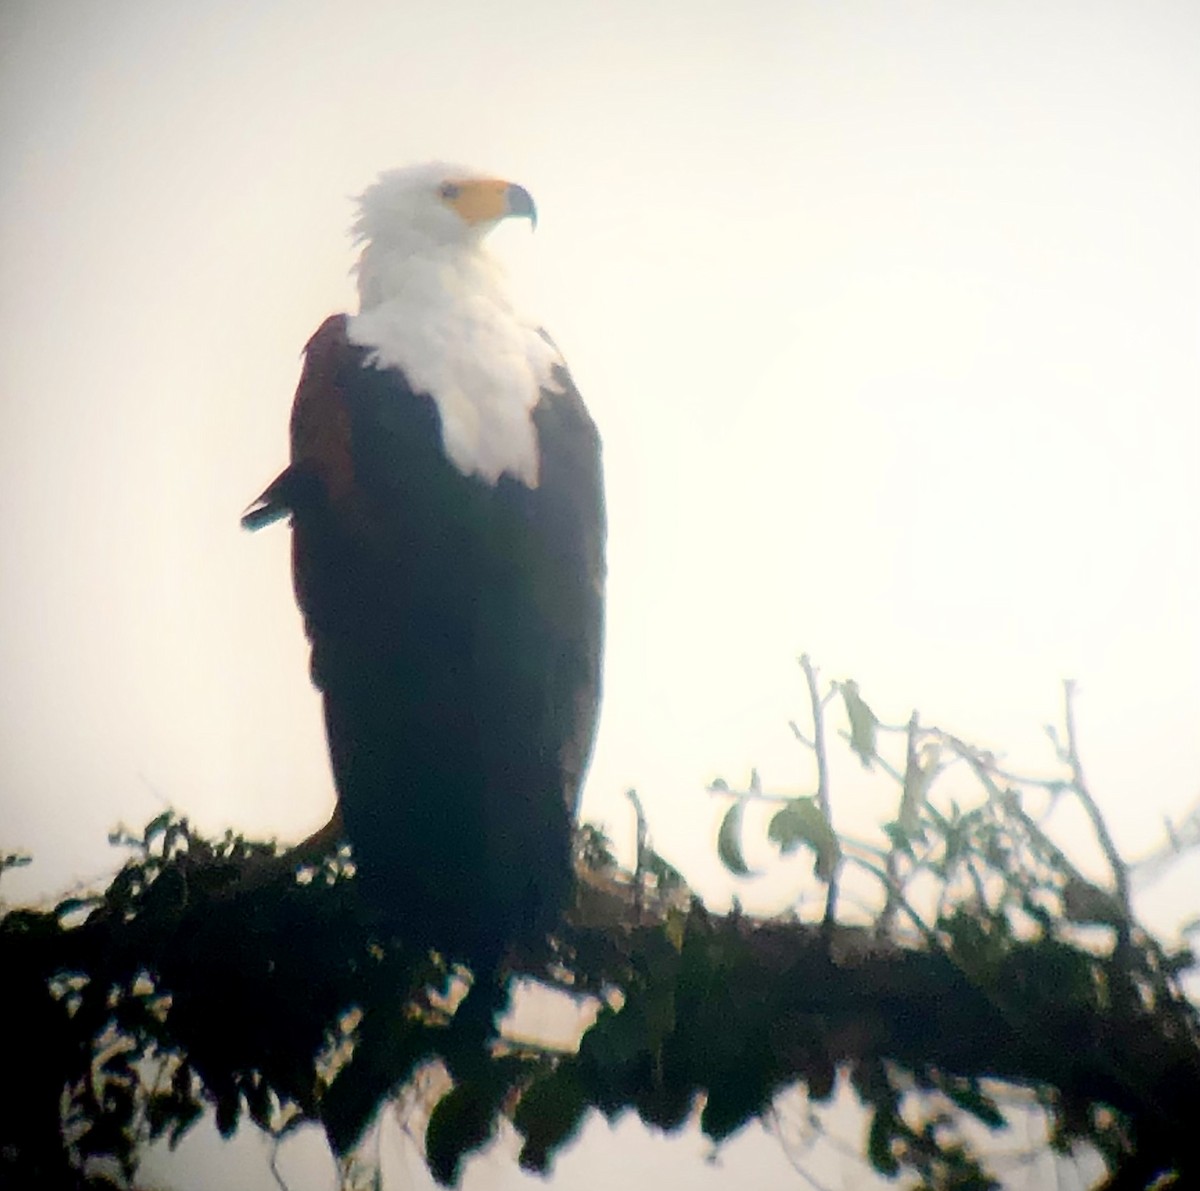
left=244, top=163, right=605, bottom=962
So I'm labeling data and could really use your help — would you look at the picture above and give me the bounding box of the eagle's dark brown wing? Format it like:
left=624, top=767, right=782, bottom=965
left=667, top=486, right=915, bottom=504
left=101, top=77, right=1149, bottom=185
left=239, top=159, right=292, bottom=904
left=246, top=314, right=605, bottom=957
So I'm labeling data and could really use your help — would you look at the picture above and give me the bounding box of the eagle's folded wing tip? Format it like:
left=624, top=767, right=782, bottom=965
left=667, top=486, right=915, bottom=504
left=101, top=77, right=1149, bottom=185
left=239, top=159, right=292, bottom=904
left=240, top=494, right=288, bottom=532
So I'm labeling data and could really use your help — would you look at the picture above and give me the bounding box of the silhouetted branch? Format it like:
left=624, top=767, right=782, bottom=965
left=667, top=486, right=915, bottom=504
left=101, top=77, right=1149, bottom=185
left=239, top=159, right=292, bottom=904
left=4, top=671, right=1199, bottom=1191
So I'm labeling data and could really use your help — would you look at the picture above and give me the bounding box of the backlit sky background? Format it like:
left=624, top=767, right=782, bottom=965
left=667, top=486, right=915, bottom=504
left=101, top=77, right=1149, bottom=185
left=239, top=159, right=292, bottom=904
left=2, top=2, right=1197, bottom=1188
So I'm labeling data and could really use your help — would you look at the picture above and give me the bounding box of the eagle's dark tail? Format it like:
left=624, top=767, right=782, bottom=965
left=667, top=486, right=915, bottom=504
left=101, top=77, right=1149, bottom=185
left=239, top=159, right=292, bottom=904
left=241, top=463, right=322, bottom=531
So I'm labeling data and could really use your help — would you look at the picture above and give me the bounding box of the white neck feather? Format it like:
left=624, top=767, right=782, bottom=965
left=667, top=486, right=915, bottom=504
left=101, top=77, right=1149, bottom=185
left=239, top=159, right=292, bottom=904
left=347, top=240, right=562, bottom=488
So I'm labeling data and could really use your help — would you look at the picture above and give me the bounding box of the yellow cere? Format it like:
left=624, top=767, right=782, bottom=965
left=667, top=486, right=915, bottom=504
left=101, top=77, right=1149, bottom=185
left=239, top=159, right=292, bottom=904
left=441, top=178, right=518, bottom=226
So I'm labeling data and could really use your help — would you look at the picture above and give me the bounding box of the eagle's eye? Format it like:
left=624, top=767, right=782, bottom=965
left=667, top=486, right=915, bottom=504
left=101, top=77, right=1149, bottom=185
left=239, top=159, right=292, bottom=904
left=439, top=182, right=462, bottom=200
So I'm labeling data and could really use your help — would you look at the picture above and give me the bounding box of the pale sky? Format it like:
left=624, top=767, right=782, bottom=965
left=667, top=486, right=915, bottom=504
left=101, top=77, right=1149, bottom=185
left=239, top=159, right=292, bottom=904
left=1, top=2, right=1197, bottom=1188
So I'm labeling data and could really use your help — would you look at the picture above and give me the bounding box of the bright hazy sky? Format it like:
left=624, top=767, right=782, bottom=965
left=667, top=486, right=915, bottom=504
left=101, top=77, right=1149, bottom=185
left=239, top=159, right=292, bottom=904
left=2, top=2, right=1197, bottom=1188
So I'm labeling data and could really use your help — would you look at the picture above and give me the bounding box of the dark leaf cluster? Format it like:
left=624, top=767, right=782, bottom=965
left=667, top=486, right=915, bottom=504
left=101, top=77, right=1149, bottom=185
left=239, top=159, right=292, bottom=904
left=2, top=676, right=1199, bottom=1191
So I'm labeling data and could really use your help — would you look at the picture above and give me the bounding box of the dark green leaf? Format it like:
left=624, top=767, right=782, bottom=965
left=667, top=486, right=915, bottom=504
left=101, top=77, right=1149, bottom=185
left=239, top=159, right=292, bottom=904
left=768, top=796, right=841, bottom=881
left=243, top=1075, right=274, bottom=1132
left=142, top=811, right=174, bottom=847
left=575, top=822, right=617, bottom=872
left=54, top=896, right=100, bottom=921
left=717, top=798, right=759, bottom=877
left=168, top=1099, right=204, bottom=1148
left=899, top=744, right=938, bottom=832
left=577, top=1003, right=653, bottom=1115
left=840, top=680, right=878, bottom=767
left=634, top=1072, right=695, bottom=1133
left=426, top=1076, right=508, bottom=1186
left=1062, top=877, right=1123, bottom=926
left=322, top=1013, right=433, bottom=1156
left=868, top=1106, right=901, bottom=1176
left=883, top=820, right=914, bottom=857
left=805, top=1054, right=836, bottom=1102
left=515, top=1066, right=589, bottom=1174
left=645, top=848, right=686, bottom=893
left=212, top=1078, right=241, bottom=1139
left=699, top=1070, right=768, bottom=1142
left=942, top=1078, right=1006, bottom=1130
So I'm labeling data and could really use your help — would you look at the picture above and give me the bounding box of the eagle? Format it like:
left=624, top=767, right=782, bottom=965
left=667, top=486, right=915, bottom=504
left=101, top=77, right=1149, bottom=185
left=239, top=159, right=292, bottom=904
left=244, top=163, right=605, bottom=965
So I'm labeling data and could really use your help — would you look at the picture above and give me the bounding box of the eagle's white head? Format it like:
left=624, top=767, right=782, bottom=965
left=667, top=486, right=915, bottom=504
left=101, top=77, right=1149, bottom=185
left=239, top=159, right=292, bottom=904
left=347, top=162, right=561, bottom=488
left=353, top=162, right=536, bottom=309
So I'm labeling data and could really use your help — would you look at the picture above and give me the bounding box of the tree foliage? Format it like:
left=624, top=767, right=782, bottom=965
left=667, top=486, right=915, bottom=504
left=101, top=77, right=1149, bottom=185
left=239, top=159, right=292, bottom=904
left=2, top=663, right=1198, bottom=1191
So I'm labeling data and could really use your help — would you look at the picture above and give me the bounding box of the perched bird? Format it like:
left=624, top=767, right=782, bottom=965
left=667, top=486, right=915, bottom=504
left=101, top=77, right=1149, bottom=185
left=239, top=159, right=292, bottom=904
left=244, top=163, right=605, bottom=964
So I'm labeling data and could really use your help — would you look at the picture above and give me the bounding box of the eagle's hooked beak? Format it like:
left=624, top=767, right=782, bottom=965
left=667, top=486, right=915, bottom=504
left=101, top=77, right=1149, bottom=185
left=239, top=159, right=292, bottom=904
left=440, top=178, right=537, bottom=231
left=503, top=183, right=537, bottom=230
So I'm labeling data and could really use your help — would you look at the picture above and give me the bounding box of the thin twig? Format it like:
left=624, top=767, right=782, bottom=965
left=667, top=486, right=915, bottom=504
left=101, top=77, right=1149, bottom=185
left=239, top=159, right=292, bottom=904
left=766, top=1102, right=835, bottom=1191
left=962, top=854, right=991, bottom=918
left=800, top=655, right=839, bottom=933
left=788, top=720, right=815, bottom=750
left=922, top=727, right=1069, bottom=794
left=706, top=782, right=792, bottom=804
left=800, top=657, right=831, bottom=825
left=269, top=1138, right=291, bottom=1191
left=1062, top=683, right=1129, bottom=908
left=845, top=856, right=939, bottom=947
left=835, top=730, right=905, bottom=784
left=625, top=788, right=648, bottom=921
left=1131, top=792, right=1200, bottom=887
left=880, top=713, right=920, bottom=934
left=1061, top=681, right=1133, bottom=969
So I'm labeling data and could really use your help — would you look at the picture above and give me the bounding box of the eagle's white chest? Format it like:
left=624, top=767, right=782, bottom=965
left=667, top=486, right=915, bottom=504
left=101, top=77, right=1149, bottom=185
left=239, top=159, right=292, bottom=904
left=347, top=252, right=563, bottom=488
